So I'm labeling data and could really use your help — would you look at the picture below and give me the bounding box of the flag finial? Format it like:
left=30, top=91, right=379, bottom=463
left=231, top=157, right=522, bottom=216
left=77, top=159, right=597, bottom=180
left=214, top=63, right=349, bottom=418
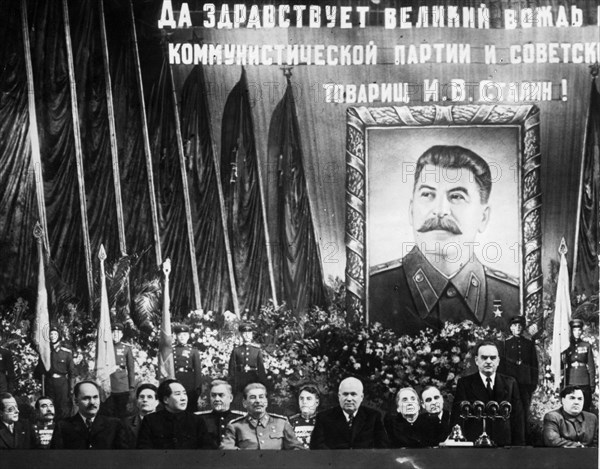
left=98, top=244, right=107, bottom=261
left=558, top=237, right=568, bottom=255
left=163, top=258, right=171, bottom=275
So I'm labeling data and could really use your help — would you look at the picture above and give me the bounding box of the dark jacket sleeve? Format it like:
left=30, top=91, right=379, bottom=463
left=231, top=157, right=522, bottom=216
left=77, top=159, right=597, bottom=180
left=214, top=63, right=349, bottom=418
left=543, top=411, right=579, bottom=447
left=193, top=349, right=203, bottom=389
left=115, top=419, right=129, bottom=450
left=228, top=348, right=236, bottom=379
left=309, top=413, right=328, bottom=449
left=373, top=410, right=389, bottom=449
left=50, top=421, right=64, bottom=449
left=530, top=341, right=539, bottom=387
left=508, top=378, right=526, bottom=445
left=587, top=344, right=596, bottom=389
left=256, top=349, right=267, bottom=384
left=196, top=414, right=215, bottom=449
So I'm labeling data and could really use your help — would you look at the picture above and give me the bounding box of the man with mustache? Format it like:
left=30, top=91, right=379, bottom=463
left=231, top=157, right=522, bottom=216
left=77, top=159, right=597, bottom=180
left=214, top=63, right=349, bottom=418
left=370, top=145, right=520, bottom=336
left=32, top=396, right=56, bottom=449
left=196, top=379, right=244, bottom=448
left=51, top=380, right=127, bottom=449
left=220, top=383, right=302, bottom=450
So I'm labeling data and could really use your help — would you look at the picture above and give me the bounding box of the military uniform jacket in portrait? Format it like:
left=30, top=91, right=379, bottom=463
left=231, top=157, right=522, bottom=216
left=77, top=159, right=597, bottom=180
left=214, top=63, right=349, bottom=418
left=173, top=344, right=202, bottom=391
left=499, top=335, right=539, bottom=388
left=220, top=413, right=303, bottom=450
left=110, top=342, right=135, bottom=393
left=563, top=339, right=596, bottom=387
left=196, top=409, right=244, bottom=448
left=228, top=343, right=267, bottom=391
left=0, top=346, right=16, bottom=393
left=369, top=246, right=519, bottom=336
left=289, top=413, right=316, bottom=449
left=32, top=422, right=55, bottom=449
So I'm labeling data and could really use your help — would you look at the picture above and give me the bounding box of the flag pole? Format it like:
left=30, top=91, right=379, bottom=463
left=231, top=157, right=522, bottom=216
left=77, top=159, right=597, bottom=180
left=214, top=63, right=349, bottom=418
left=96, top=244, right=117, bottom=401
left=33, top=222, right=51, bottom=394
left=158, top=259, right=175, bottom=381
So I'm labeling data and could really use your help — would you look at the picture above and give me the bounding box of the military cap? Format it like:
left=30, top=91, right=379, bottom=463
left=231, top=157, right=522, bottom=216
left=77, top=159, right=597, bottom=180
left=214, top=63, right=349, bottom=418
left=569, top=318, right=584, bottom=329
left=238, top=322, right=255, bottom=332
left=509, top=316, right=526, bottom=326
left=173, top=324, right=190, bottom=334
left=49, top=324, right=60, bottom=333
left=112, top=323, right=124, bottom=331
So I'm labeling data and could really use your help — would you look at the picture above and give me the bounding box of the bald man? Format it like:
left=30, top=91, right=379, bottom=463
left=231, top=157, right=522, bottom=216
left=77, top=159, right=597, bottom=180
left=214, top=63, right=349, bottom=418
left=310, top=377, right=388, bottom=449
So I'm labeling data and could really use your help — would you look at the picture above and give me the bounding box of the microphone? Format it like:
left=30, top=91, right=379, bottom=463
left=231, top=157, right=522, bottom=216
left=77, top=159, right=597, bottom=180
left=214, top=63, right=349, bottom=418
left=485, top=401, right=499, bottom=418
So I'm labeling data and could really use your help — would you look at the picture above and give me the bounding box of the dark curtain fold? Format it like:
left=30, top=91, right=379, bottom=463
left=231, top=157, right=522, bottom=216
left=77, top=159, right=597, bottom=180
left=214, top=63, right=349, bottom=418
left=180, top=65, right=232, bottom=313
left=68, top=0, right=121, bottom=270
left=0, top=0, right=38, bottom=303
left=147, top=58, right=195, bottom=317
left=268, top=78, right=327, bottom=312
left=574, top=79, right=599, bottom=297
left=30, top=0, right=89, bottom=305
left=220, top=67, right=271, bottom=313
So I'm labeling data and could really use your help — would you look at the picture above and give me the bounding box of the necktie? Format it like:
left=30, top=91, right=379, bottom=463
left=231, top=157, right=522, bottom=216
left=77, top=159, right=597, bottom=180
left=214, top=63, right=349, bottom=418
left=348, top=413, right=354, bottom=429
left=486, top=377, right=493, bottom=395
left=85, top=418, right=93, bottom=431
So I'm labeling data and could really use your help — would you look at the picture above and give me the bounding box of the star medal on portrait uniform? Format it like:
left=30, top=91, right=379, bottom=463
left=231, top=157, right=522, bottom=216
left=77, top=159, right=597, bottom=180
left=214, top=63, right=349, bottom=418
left=492, top=300, right=503, bottom=318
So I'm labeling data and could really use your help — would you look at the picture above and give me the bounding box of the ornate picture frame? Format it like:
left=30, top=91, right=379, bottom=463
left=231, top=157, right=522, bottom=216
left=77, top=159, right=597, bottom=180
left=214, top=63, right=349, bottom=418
left=345, top=105, right=542, bottom=332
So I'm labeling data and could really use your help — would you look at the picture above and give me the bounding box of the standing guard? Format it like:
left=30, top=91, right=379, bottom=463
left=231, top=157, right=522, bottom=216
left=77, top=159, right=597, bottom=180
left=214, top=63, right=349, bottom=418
left=228, top=322, right=267, bottom=398
left=173, top=324, right=202, bottom=412
left=107, top=323, right=136, bottom=418
left=563, top=319, right=596, bottom=411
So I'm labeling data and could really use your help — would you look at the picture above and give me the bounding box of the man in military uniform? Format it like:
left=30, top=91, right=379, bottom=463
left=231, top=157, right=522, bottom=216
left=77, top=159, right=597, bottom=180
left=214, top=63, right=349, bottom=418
left=220, top=383, right=303, bottom=450
left=35, top=326, right=74, bottom=419
left=563, top=319, right=596, bottom=412
left=195, top=379, right=244, bottom=448
left=173, top=324, right=202, bottom=412
left=499, top=316, right=538, bottom=419
left=370, top=145, right=520, bottom=336
left=289, top=384, right=320, bottom=449
left=32, top=396, right=55, bottom=449
left=228, top=322, right=267, bottom=397
left=104, top=323, right=136, bottom=418
left=0, top=333, right=15, bottom=393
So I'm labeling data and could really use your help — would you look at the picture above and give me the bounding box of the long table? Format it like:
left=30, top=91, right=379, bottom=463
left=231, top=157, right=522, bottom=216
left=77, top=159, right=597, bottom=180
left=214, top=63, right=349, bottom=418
left=2, top=448, right=597, bottom=469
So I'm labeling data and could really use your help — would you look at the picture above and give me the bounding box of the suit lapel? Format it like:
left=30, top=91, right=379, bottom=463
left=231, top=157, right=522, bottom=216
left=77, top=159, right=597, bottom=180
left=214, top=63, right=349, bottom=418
left=334, top=407, right=351, bottom=440
left=350, top=408, right=366, bottom=442
left=0, top=422, right=15, bottom=448
left=470, top=374, right=490, bottom=402
left=493, top=374, right=507, bottom=402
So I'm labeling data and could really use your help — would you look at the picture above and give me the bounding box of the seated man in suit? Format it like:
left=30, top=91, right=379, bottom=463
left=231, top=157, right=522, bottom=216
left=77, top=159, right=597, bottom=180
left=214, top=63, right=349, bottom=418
left=385, top=387, right=427, bottom=448
left=451, top=340, right=525, bottom=446
left=420, top=385, right=451, bottom=446
left=310, top=377, right=388, bottom=449
left=0, top=392, right=34, bottom=449
left=122, top=383, right=159, bottom=448
left=543, top=385, right=598, bottom=447
left=137, top=379, right=212, bottom=449
left=51, top=381, right=127, bottom=449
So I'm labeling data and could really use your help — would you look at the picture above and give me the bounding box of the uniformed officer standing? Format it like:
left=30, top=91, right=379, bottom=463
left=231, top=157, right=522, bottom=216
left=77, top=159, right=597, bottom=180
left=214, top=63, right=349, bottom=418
left=107, top=324, right=135, bottom=418
left=220, top=383, right=303, bottom=450
left=563, top=319, right=596, bottom=411
left=173, top=324, right=202, bottom=412
left=0, top=334, right=16, bottom=393
left=228, top=322, right=267, bottom=397
left=289, top=384, right=320, bottom=449
left=195, top=379, right=244, bottom=447
left=35, top=326, right=74, bottom=419
left=369, top=145, right=521, bottom=336
left=499, top=316, right=538, bottom=418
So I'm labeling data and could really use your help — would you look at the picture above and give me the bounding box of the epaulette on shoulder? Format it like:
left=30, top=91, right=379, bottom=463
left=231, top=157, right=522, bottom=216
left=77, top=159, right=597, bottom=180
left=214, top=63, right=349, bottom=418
left=230, top=410, right=245, bottom=415
left=60, top=347, right=73, bottom=353
left=195, top=410, right=212, bottom=415
left=288, top=413, right=300, bottom=420
left=268, top=413, right=288, bottom=420
left=370, top=258, right=403, bottom=276
left=484, top=266, right=519, bottom=287
left=229, top=414, right=246, bottom=424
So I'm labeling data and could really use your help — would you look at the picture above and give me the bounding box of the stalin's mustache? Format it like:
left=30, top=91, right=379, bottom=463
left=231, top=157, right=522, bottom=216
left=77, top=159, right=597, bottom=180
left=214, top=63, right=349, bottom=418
left=417, top=216, right=462, bottom=235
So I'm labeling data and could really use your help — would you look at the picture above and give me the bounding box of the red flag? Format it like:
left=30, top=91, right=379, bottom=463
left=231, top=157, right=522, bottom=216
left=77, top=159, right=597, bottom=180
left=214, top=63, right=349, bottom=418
left=551, top=238, right=572, bottom=389
left=33, top=223, right=51, bottom=372
left=95, top=245, right=117, bottom=400
left=157, top=259, right=175, bottom=381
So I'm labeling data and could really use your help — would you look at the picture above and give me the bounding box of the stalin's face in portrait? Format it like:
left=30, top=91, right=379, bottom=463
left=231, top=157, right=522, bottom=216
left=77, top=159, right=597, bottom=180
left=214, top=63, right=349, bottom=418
left=409, top=146, right=491, bottom=276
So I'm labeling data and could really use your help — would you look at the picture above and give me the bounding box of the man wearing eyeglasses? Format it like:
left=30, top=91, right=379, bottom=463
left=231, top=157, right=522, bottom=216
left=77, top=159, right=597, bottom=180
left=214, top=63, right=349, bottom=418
left=451, top=340, right=525, bottom=446
left=0, top=393, right=34, bottom=449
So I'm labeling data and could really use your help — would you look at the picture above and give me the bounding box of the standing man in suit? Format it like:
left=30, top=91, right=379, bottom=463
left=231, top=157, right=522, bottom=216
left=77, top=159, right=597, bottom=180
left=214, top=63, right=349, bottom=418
left=499, top=316, right=538, bottom=419
left=310, top=377, right=388, bottom=449
left=196, top=379, right=244, bottom=448
left=0, top=393, right=34, bottom=449
left=36, top=326, right=74, bottom=419
left=122, top=383, right=158, bottom=448
left=451, top=340, right=525, bottom=446
left=228, top=322, right=267, bottom=398
left=106, top=323, right=136, bottom=418
left=420, top=385, right=451, bottom=446
left=173, top=324, right=202, bottom=412
left=562, top=319, right=596, bottom=411
left=137, top=379, right=212, bottom=449
left=51, top=380, right=127, bottom=449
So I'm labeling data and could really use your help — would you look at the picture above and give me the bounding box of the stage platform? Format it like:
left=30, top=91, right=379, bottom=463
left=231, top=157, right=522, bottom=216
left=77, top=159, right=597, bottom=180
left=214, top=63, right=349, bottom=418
left=3, top=448, right=597, bottom=469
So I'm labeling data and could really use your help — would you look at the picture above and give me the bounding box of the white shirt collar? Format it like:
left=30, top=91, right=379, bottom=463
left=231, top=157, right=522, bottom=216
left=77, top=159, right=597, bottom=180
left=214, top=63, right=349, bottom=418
left=479, top=372, right=496, bottom=388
